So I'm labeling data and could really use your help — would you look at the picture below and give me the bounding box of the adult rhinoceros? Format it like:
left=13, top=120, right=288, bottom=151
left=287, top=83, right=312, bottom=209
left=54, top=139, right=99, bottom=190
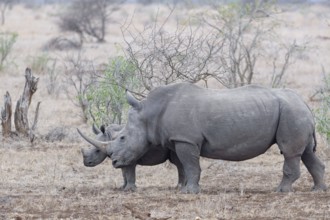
left=78, top=83, right=327, bottom=194
left=81, top=124, right=185, bottom=191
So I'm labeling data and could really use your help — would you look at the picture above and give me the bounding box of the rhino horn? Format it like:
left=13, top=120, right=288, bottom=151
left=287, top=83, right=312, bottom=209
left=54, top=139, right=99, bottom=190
left=92, top=124, right=101, bottom=135
left=77, top=128, right=110, bottom=151
left=126, top=91, right=141, bottom=110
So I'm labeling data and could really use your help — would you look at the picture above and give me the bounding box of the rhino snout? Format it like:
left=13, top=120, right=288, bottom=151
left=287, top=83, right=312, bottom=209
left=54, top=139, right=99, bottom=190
left=84, top=160, right=96, bottom=167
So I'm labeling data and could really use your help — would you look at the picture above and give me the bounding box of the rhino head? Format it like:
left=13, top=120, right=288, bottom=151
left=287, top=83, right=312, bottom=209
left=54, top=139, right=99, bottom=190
left=80, top=124, right=124, bottom=167
left=80, top=125, right=110, bottom=167
left=78, top=92, right=150, bottom=168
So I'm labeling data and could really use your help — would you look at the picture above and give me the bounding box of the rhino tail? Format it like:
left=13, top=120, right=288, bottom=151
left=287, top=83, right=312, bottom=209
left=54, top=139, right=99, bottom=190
left=312, top=129, right=317, bottom=153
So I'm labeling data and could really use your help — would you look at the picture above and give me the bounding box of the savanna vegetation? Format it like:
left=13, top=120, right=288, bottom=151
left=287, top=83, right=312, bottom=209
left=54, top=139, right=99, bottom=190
left=0, top=0, right=330, bottom=219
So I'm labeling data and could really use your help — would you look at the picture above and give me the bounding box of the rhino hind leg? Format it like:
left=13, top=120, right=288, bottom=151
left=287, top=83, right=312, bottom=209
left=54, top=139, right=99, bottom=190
left=120, top=165, right=137, bottom=192
left=276, top=156, right=301, bottom=192
left=301, top=148, right=327, bottom=191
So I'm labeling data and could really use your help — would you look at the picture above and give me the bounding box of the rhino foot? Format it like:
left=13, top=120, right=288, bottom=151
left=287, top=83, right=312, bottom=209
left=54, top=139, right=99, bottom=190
left=181, top=184, right=200, bottom=194
left=176, top=183, right=185, bottom=190
left=312, top=184, right=327, bottom=192
left=276, top=185, right=293, bottom=193
left=122, top=184, right=137, bottom=192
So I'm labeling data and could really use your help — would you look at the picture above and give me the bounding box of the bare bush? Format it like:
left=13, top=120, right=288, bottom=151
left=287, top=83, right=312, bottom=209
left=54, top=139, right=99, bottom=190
left=0, top=0, right=14, bottom=25
left=58, top=0, right=122, bottom=44
left=270, top=40, right=301, bottom=88
left=122, top=8, right=225, bottom=93
left=45, top=58, right=61, bottom=97
left=203, top=1, right=298, bottom=88
left=121, top=2, right=297, bottom=92
left=64, top=1, right=301, bottom=125
left=310, top=66, right=330, bottom=101
left=62, top=53, right=99, bottom=122
left=43, top=36, right=81, bottom=51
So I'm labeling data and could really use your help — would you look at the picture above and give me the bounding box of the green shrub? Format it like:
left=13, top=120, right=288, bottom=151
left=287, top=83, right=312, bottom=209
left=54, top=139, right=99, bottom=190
left=0, top=32, right=17, bottom=71
left=86, top=56, right=139, bottom=126
left=315, top=74, right=330, bottom=145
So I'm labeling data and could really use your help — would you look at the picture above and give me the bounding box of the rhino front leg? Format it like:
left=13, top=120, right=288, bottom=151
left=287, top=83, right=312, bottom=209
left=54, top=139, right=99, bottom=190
left=120, top=165, right=137, bottom=192
left=175, top=142, right=201, bottom=194
left=169, top=151, right=186, bottom=189
left=276, top=156, right=301, bottom=192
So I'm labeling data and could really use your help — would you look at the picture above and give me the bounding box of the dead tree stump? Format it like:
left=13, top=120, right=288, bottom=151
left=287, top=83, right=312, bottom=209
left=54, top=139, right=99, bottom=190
left=1, top=91, right=12, bottom=137
left=14, top=68, right=39, bottom=138
left=0, top=68, right=41, bottom=142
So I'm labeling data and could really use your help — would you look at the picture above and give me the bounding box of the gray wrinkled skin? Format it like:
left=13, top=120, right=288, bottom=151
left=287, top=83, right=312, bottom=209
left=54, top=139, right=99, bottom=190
left=81, top=124, right=185, bottom=191
left=80, top=83, right=327, bottom=194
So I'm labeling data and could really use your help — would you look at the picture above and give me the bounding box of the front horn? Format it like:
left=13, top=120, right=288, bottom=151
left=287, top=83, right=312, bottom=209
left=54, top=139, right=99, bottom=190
left=77, top=128, right=110, bottom=150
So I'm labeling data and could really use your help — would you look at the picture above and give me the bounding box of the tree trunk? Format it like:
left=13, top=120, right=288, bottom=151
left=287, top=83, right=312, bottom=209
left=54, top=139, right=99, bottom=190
left=1, top=91, right=12, bottom=137
left=14, top=68, right=39, bottom=136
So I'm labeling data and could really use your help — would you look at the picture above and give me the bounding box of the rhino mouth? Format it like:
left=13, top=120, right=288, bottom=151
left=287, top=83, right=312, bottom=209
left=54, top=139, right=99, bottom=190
left=84, top=161, right=96, bottom=167
left=112, top=159, right=121, bottom=168
left=112, top=159, right=128, bottom=168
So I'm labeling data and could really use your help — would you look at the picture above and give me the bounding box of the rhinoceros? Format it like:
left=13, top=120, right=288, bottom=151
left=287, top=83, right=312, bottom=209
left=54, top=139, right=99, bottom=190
left=78, top=83, right=327, bottom=194
left=81, top=124, right=185, bottom=191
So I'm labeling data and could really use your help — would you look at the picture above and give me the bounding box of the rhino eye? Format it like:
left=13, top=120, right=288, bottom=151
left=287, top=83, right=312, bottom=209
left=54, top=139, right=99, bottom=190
left=120, top=136, right=125, bottom=141
left=96, top=149, right=100, bottom=153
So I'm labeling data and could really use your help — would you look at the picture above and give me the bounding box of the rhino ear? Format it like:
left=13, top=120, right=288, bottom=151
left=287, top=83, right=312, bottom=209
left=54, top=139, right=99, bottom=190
left=126, top=91, right=142, bottom=110
left=100, top=125, right=106, bottom=134
left=92, top=124, right=101, bottom=135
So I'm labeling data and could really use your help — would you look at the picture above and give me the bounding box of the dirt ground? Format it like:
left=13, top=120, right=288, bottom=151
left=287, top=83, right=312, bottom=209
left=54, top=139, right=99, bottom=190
left=1, top=2, right=330, bottom=219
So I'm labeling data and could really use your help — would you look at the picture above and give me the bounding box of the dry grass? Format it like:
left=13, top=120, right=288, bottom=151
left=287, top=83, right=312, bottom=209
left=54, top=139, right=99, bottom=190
left=1, top=141, right=329, bottom=219
left=1, top=3, right=330, bottom=219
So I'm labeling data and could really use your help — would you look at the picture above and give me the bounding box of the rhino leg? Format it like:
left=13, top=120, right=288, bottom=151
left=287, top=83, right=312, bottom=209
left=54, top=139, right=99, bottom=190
left=169, top=151, right=186, bottom=189
left=301, top=148, right=327, bottom=191
left=120, top=165, right=137, bottom=192
left=276, top=156, right=301, bottom=192
left=175, top=142, right=201, bottom=194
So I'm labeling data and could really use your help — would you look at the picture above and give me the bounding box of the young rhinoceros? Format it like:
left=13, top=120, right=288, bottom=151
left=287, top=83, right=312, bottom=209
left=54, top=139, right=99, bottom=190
left=81, top=124, right=185, bottom=191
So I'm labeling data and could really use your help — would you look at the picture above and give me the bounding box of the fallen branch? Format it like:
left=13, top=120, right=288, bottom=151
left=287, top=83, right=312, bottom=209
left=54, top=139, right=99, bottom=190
left=123, top=204, right=171, bottom=220
left=123, top=204, right=151, bottom=220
